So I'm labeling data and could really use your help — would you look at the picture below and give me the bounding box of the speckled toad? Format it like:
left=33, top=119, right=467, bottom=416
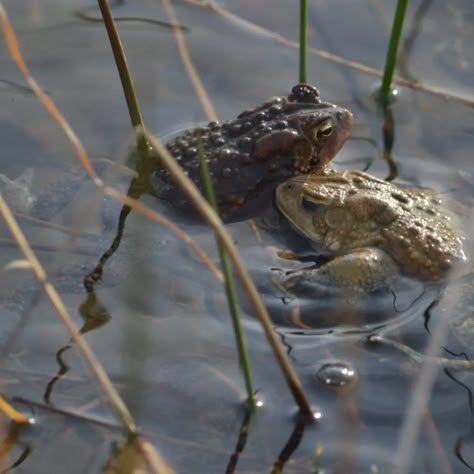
left=276, top=169, right=466, bottom=291
left=153, top=84, right=353, bottom=221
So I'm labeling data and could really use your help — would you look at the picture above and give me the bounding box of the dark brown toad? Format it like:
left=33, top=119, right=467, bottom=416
left=152, top=84, right=353, bottom=221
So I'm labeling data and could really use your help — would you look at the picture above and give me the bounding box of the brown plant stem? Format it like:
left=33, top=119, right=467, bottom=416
left=145, top=129, right=314, bottom=417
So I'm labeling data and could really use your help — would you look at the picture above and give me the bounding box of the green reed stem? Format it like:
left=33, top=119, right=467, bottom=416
left=146, top=129, right=313, bottom=417
left=197, top=137, right=257, bottom=410
left=299, top=0, right=307, bottom=83
left=97, top=0, right=148, bottom=154
left=380, top=0, right=408, bottom=102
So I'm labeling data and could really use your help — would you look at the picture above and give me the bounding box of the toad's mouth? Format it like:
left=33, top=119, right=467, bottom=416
left=276, top=189, right=323, bottom=242
left=301, top=194, right=324, bottom=214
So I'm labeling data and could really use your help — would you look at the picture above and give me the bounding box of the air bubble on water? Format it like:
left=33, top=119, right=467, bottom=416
left=369, top=82, right=401, bottom=105
left=316, top=362, right=357, bottom=387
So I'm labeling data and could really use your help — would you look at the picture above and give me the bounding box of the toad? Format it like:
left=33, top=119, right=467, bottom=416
left=275, top=170, right=467, bottom=291
left=153, top=84, right=353, bottom=221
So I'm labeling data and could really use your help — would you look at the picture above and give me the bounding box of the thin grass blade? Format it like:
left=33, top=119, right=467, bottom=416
left=299, top=0, right=307, bottom=83
left=144, top=128, right=314, bottom=417
left=197, top=137, right=256, bottom=409
left=380, top=0, right=409, bottom=101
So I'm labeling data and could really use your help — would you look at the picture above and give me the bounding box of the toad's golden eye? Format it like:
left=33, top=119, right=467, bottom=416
left=313, top=119, right=334, bottom=142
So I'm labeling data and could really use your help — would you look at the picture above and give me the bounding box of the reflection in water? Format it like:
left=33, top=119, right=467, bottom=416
left=74, top=0, right=189, bottom=32
left=0, top=79, right=35, bottom=95
left=398, top=0, right=434, bottom=81
left=444, top=370, right=474, bottom=471
left=84, top=145, right=157, bottom=291
left=225, top=406, right=252, bottom=474
left=271, top=414, right=306, bottom=474
left=260, top=268, right=429, bottom=333
left=2, top=398, right=123, bottom=472
left=78, top=292, right=111, bottom=335
left=102, top=434, right=175, bottom=474
left=337, top=135, right=378, bottom=172
left=0, top=422, right=32, bottom=472
left=455, top=433, right=474, bottom=471
left=43, top=345, right=71, bottom=405
left=393, top=218, right=474, bottom=472
left=44, top=293, right=111, bottom=404
left=380, top=99, right=399, bottom=182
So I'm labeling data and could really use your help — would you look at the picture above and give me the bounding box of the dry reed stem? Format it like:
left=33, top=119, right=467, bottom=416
left=102, top=185, right=223, bottom=282
left=0, top=192, right=137, bottom=433
left=423, top=413, right=454, bottom=474
left=12, top=212, right=99, bottom=238
left=0, top=7, right=95, bottom=179
left=392, top=216, right=474, bottom=472
left=369, top=334, right=474, bottom=370
left=0, top=396, right=30, bottom=424
left=144, top=129, right=313, bottom=416
left=159, top=2, right=312, bottom=412
left=184, top=0, right=474, bottom=107
left=0, top=6, right=185, bottom=469
left=0, top=3, right=222, bottom=283
left=1, top=0, right=310, bottom=415
left=0, top=240, right=97, bottom=256
left=135, top=438, right=177, bottom=474
left=160, top=0, right=218, bottom=121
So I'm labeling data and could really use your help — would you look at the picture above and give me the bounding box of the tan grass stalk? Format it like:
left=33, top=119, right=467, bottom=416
left=392, top=216, right=474, bottom=473
left=0, top=3, right=222, bottom=283
left=0, top=192, right=136, bottom=433
left=369, top=335, right=474, bottom=370
left=156, top=5, right=312, bottom=413
left=0, top=396, right=29, bottom=424
left=160, top=0, right=218, bottom=121
left=183, top=0, right=474, bottom=107
left=0, top=0, right=312, bottom=416
left=135, top=437, right=177, bottom=474
left=100, top=185, right=223, bottom=282
left=145, top=130, right=314, bottom=416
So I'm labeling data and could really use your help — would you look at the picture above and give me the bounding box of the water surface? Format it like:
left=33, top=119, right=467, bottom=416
left=0, top=1, right=473, bottom=472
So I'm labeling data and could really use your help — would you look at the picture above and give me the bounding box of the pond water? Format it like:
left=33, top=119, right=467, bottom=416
left=0, top=0, right=473, bottom=473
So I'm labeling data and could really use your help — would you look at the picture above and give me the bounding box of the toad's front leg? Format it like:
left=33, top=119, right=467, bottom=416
left=254, top=130, right=312, bottom=168
left=282, top=248, right=400, bottom=292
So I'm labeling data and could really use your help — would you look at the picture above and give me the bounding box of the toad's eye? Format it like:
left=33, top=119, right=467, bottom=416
left=313, top=119, right=334, bottom=142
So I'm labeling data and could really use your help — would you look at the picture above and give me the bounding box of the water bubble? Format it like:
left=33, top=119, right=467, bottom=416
left=316, top=362, right=357, bottom=387
left=370, top=82, right=400, bottom=104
